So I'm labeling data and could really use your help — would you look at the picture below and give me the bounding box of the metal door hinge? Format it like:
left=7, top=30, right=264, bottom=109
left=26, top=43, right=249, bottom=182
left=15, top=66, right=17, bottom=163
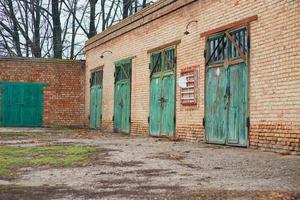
left=204, top=50, right=207, bottom=58
left=114, top=72, right=116, bottom=77
left=174, top=116, right=176, bottom=124
left=149, top=63, right=151, bottom=70
left=203, top=118, right=205, bottom=127
left=112, top=115, right=114, bottom=121
left=174, top=56, right=177, bottom=64
left=129, top=116, right=131, bottom=123
left=247, top=117, right=250, bottom=128
left=148, top=116, right=150, bottom=124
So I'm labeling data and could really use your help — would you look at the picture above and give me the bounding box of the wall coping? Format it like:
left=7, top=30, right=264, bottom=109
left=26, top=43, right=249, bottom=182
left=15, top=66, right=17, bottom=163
left=0, top=56, right=85, bottom=64
left=85, top=0, right=198, bottom=52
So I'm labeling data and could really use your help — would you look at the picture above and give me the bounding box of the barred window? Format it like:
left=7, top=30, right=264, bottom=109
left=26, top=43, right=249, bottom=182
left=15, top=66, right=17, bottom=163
left=206, top=28, right=248, bottom=65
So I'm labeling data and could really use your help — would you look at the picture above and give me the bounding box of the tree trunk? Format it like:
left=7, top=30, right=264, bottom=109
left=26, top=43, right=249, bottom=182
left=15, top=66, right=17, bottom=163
left=134, top=0, right=138, bottom=13
left=142, top=0, right=147, bottom=8
left=122, top=0, right=129, bottom=19
left=52, top=0, right=62, bottom=58
left=33, top=0, right=41, bottom=57
left=7, top=0, right=22, bottom=57
left=89, top=0, right=98, bottom=38
left=70, top=0, right=78, bottom=59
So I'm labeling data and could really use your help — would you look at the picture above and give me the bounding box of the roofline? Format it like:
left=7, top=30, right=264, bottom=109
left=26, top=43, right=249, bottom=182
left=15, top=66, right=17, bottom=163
left=0, top=56, right=85, bottom=64
left=85, top=0, right=198, bottom=52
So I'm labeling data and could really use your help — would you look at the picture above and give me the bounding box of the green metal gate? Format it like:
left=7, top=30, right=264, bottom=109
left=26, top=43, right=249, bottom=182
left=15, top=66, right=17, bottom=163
left=0, top=82, right=44, bottom=127
left=113, top=59, right=131, bottom=134
left=149, top=47, right=176, bottom=137
left=90, top=71, right=103, bottom=129
left=205, top=28, right=249, bottom=146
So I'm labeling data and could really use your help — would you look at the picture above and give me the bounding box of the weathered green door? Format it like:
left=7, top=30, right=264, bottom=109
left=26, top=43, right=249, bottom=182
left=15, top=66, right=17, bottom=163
left=149, top=77, right=161, bottom=136
left=90, top=71, right=103, bottom=129
left=90, top=85, right=102, bottom=129
left=114, top=60, right=131, bottom=134
left=205, top=28, right=249, bottom=146
left=149, top=48, right=176, bottom=137
left=205, top=67, right=227, bottom=144
left=227, top=63, right=248, bottom=145
left=1, top=82, right=43, bottom=127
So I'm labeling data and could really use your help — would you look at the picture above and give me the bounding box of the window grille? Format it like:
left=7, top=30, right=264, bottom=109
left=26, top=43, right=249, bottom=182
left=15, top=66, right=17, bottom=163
left=150, top=47, right=176, bottom=76
left=206, top=28, right=248, bottom=65
left=90, top=70, right=103, bottom=87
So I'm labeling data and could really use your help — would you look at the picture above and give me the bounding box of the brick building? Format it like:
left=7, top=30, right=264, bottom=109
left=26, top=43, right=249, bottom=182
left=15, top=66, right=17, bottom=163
left=0, top=57, right=86, bottom=127
left=85, top=0, right=300, bottom=154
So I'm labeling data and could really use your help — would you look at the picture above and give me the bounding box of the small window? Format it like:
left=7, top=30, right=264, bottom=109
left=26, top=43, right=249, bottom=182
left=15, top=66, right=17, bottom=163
left=115, top=62, right=131, bottom=82
left=90, top=70, right=103, bottom=87
left=150, top=47, right=176, bottom=75
left=164, top=48, right=176, bottom=71
left=206, top=28, right=248, bottom=65
left=150, top=52, right=162, bottom=74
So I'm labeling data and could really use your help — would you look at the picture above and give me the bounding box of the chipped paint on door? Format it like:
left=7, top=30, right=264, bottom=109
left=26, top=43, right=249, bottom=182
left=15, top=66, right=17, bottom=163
left=113, top=59, right=131, bottom=134
left=149, top=47, right=176, bottom=137
left=205, top=28, right=249, bottom=146
left=90, top=71, right=103, bottom=129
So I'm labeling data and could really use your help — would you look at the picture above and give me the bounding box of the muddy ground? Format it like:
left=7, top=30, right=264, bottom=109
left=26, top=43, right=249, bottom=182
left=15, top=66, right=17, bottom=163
left=0, top=128, right=299, bottom=200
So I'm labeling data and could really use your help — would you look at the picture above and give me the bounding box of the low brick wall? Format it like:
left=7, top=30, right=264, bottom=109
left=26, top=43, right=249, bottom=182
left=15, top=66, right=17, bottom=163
left=0, top=57, right=86, bottom=127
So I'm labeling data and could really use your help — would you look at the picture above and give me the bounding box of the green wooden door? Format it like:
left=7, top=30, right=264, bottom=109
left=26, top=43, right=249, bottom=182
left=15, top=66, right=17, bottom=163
left=205, top=28, right=249, bottom=146
left=120, top=81, right=130, bottom=133
left=149, top=48, right=176, bottom=137
left=114, top=60, right=131, bottom=134
left=227, top=63, right=248, bottom=146
left=89, top=71, right=103, bottom=129
left=1, top=82, right=43, bottom=127
left=161, top=73, right=175, bottom=136
left=90, top=85, right=102, bottom=129
left=150, top=77, right=161, bottom=136
left=205, top=67, right=227, bottom=144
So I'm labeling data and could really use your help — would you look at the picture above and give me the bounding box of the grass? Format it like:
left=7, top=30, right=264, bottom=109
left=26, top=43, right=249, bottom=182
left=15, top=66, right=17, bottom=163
left=0, top=130, right=75, bottom=140
left=0, top=145, right=98, bottom=179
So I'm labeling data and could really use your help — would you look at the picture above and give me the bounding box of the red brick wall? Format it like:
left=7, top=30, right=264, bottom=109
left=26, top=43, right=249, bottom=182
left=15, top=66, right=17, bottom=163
left=0, top=57, right=85, bottom=127
left=85, top=0, right=300, bottom=154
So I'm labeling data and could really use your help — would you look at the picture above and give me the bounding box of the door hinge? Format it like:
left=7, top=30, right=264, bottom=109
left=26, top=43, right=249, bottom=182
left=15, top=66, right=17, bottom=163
left=129, top=116, right=131, bottom=123
left=114, top=72, right=115, bottom=77
left=148, top=116, right=150, bottom=124
left=202, top=118, right=205, bottom=127
left=174, top=116, right=176, bottom=124
left=247, top=117, right=250, bottom=128
left=112, top=115, right=114, bottom=121
left=204, top=50, right=207, bottom=58
left=149, top=63, right=151, bottom=70
left=100, top=114, right=102, bottom=120
left=174, top=56, right=177, bottom=65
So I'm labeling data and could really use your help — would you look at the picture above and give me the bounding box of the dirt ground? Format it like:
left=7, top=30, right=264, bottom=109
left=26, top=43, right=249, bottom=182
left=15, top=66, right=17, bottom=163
left=0, top=128, right=299, bottom=200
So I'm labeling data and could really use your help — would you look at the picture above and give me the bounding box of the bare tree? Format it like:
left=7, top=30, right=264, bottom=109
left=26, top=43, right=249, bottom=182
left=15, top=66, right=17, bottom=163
left=0, top=0, right=154, bottom=59
left=52, top=0, right=62, bottom=58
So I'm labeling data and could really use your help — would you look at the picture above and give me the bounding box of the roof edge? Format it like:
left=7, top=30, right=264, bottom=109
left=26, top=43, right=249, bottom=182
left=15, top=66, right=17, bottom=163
left=85, top=0, right=197, bottom=51
left=0, top=56, right=85, bottom=64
